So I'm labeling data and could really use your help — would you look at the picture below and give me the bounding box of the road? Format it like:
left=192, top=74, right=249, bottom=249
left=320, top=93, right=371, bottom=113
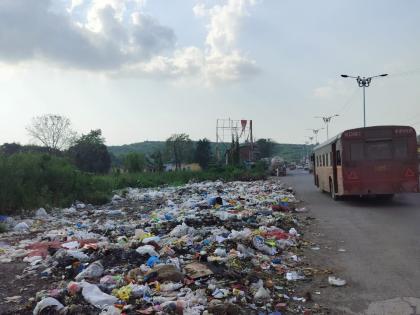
left=285, top=170, right=420, bottom=315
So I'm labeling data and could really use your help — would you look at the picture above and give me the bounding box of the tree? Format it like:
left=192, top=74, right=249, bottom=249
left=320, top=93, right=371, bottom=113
left=194, top=138, right=212, bottom=169
left=257, top=138, right=275, bottom=158
left=148, top=150, right=164, bottom=172
left=166, top=133, right=193, bottom=170
left=123, top=152, right=145, bottom=173
left=68, top=129, right=111, bottom=173
left=26, top=114, right=77, bottom=150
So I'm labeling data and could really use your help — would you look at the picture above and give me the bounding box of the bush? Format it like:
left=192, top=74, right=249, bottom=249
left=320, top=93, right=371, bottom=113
left=0, top=152, right=266, bottom=214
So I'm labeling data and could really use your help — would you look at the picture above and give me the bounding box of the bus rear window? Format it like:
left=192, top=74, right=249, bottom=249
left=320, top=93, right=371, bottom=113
left=366, top=141, right=392, bottom=160
left=350, top=143, right=364, bottom=161
left=394, top=138, right=408, bottom=159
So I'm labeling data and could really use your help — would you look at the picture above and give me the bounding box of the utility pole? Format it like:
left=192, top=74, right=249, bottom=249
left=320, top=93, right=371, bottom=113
left=306, top=128, right=324, bottom=144
left=341, top=73, right=388, bottom=127
left=308, top=136, right=314, bottom=145
left=315, top=114, right=339, bottom=140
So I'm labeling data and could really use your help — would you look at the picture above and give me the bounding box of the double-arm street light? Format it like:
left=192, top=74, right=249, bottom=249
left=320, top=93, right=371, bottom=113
left=306, top=128, right=324, bottom=144
left=315, top=114, right=339, bottom=140
left=341, top=73, right=388, bottom=127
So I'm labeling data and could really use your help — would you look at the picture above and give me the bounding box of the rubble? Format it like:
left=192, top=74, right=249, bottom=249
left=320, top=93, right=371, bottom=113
left=0, top=179, right=318, bottom=314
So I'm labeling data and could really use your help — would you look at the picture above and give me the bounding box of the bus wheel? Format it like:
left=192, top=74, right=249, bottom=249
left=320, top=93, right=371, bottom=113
left=329, top=179, right=338, bottom=200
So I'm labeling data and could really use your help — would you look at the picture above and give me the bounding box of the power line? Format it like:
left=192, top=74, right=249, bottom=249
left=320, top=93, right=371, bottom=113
left=337, top=87, right=359, bottom=115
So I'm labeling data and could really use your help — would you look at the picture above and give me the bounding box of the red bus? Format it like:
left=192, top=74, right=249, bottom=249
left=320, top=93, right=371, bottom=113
left=312, top=125, right=419, bottom=199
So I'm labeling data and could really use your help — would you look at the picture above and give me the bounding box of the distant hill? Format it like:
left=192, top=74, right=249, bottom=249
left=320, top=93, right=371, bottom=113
left=272, top=143, right=313, bottom=162
left=108, top=141, right=313, bottom=162
left=108, top=141, right=165, bottom=156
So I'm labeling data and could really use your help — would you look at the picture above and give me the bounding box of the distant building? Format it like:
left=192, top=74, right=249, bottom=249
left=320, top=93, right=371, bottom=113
left=164, top=163, right=202, bottom=172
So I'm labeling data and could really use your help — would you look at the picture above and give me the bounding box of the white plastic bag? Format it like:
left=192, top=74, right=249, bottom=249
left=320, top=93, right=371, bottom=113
left=35, top=208, right=49, bottom=219
left=136, top=245, right=159, bottom=257
left=14, top=222, right=29, bottom=231
left=33, top=297, right=64, bottom=315
left=75, top=261, right=104, bottom=281
left=81, top=281, right=118, bottom=308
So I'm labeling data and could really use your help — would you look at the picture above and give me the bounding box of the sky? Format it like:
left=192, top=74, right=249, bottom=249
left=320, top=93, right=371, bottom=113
left=1, top=0, right=420, bottom=146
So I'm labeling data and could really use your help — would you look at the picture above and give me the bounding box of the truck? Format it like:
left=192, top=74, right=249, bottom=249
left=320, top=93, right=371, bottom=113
left=270, top=156, right=287, bottom=176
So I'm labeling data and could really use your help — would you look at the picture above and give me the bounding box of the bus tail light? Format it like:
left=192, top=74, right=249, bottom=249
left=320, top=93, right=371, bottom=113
left=347, top=171, right=359, bottom=180
left=404, top=168, right=415, bottom=178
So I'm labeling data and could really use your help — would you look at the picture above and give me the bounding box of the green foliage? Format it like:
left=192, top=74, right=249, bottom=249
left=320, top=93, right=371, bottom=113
left=123, top=152, right=145, bottom=173
left=257, top=138, right=275, bottom=158
left=0, top=152, right=265, bottom=214
left=147, top=150, right=164, bottom=172
left=0, top=153, right=81, bottom=212
left=271, top=143, right=313, bottom=162
left=68, top=129, right=111, bottom=174
left=166, top=133, right=193, bottom=170
left=194, top=138, right=212, bottom=169
left=0, top=143, right=62, bottom=156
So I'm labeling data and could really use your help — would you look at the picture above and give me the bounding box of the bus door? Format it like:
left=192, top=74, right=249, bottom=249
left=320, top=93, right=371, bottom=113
left=332, top=143, right=338, bottom=193
left=311, top=153, right=317, bottom=185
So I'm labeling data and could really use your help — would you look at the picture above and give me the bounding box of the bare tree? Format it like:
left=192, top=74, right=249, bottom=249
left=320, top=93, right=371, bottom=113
left=26, top=114, right=77, bottom=150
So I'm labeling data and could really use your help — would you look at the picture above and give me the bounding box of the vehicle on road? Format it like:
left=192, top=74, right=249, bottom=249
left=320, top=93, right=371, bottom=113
left=312, top=125, right=419, bottom=199
left=269, top=156, right=287, bottom=176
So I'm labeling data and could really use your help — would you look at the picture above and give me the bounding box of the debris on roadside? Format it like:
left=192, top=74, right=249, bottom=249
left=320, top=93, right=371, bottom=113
left=328, top=276, right=347, bottom=287
left=0, top=179, right=322, bottom=314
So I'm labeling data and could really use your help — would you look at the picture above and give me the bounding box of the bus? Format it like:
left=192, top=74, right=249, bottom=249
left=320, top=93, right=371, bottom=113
left=312, top=125, right=419, bottom=199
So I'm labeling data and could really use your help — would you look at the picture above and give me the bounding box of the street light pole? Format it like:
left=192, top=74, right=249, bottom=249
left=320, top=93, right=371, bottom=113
left=315, top=114, right=339, bottom=140
left=306, top=128, right=324, bottom=144
left=341, top=73, right=388, bottom=127
left=363, top=85, right=366, bottom=127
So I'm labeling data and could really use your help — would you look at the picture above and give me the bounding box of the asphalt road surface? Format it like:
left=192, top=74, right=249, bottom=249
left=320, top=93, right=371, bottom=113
left=285, top=170, right=420, bottom=315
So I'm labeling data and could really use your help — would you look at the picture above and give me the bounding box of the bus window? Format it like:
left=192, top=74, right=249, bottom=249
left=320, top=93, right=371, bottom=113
left=350, top=142, right=364, bottom=161
left=336, top=150, right=342, bottom=166
left=366, top=141, right=392, bottom=160
left=330, top=152, right=333, bottom=166
left=394, top=138, right=408, bottom=159
left=322, top=154, right=325, bottom=166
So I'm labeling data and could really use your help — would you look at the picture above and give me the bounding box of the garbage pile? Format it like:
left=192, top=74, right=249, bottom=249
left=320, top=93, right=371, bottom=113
left=0, top=180, right=314, bottom=315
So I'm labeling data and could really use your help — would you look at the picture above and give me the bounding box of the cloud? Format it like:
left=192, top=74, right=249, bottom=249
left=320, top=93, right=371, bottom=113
left=313, top=79, right=353, bottom=100
left=0, top=0, right=258, bottom=83
left=0, top=0, right=173, bottom=70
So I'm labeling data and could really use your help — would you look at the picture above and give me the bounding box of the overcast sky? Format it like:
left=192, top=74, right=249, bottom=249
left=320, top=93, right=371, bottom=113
left=1, top=0, right=420, bottom=146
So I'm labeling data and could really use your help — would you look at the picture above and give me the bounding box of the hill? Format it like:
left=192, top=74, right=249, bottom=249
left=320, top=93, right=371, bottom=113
left=108, top=141, right=312, bottom=162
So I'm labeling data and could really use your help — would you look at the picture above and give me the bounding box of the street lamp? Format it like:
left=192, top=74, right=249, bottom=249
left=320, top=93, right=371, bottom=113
left=306, top=128, right=324, bottom=144
left=315, top=114, right=339, bottom=140
left=341, top=73, right=388, bottom=127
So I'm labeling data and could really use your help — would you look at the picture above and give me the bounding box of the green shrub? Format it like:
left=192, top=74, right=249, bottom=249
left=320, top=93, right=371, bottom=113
left=0, top=152, right=266, bottom=214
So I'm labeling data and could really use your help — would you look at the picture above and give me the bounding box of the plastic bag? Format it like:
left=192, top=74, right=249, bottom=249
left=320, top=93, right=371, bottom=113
left=146, top=256, right=160, bottom=267
left=75, top=261, right=104, bottom=281
left=33, top=297, right=64, bottom=315
left=14, top=222, right=29, bottom=231
left=35, top=208, right=49, bottom=219
left=81, top=281, right=118, bottom=308
left=254, top=286, right=271, bottom=300
left=252, top=236, right=277, bottom=256
left=328, top=276, right=347, bottom=286
left=136, top=245, right=159, bottom=257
